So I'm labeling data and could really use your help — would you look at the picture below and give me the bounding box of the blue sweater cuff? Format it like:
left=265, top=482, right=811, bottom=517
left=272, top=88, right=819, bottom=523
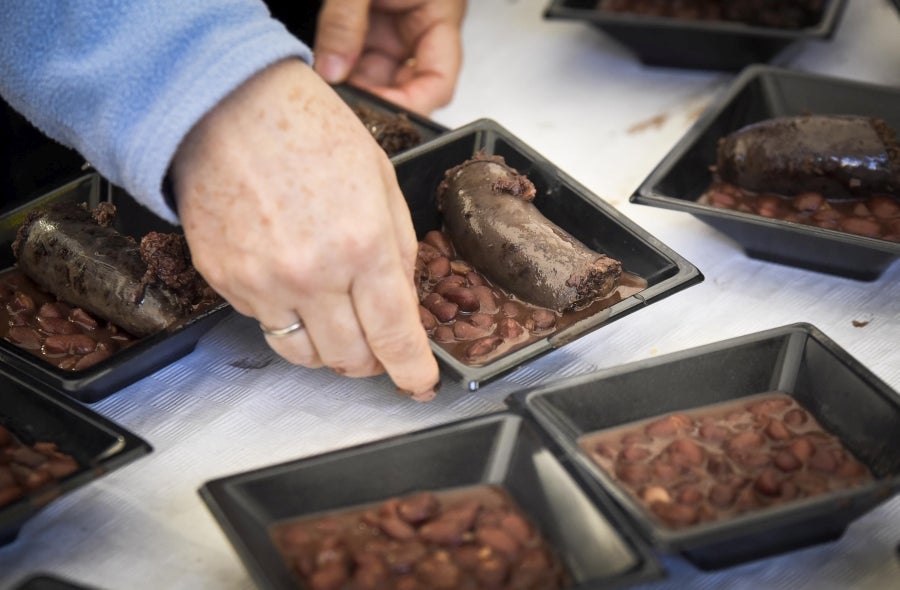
left=0, top=1, right=313, bottom=224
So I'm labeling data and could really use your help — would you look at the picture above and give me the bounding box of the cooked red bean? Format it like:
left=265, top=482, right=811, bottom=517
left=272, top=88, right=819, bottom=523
left=270, top=485, right=568, bottom=589
left=578, top=393, right=872, bottom=529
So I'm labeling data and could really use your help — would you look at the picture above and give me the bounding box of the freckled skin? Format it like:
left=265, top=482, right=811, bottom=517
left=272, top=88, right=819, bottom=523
left=171, top=59, right=438, bottom=396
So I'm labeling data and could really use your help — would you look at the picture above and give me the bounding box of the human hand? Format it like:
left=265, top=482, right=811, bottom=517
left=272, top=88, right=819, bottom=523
left=313, top=0, right=466, bottom=116
left=170, top=58, right=439, bottom=401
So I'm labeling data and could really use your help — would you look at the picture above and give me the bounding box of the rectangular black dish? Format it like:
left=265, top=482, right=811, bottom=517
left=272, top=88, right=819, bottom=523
left=334, top=82, right=449, bottom=154
left=543, top=0, right=847, bottom=71
left=394, top=118, right=702, bottom=391
left=0, top=174, right=232, bottom=403
left=199, top=412, right=663, bottom=590
left=0, top=371, right=152, bottom=547
left=630, top=65, right=900, bottom=280
left=506, top=322, right=900, bottom=570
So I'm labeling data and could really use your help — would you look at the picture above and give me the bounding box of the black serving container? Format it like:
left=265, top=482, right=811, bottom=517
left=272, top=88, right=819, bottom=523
left=334, top=82, right=449, bottom=153
left=0, top=371, right=152, bottom=547
left=543, top=0, right=847, bottom=71
left=394, top=118, right=703, bottom=390
left=630, top=65, right=900, bottom=280
left=506, top=323, right=900, bottom=570
left=199, top=412, right=664, bottom=590
left=0, top=174, right=232, bottom=403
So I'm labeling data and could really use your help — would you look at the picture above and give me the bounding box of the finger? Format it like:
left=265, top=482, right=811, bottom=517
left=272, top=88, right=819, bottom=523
left=313, top=0, right=372, bottom=83
left=258, top=311, right=323, bottom=369
left=353, top=24, right=462, bottom=115
left=353, top=266, right=439, bottom=398
left=349, top=50, right=402, bottom=88
left=350, top=222, right=439, bottom=397
left=379, top=158, right=419, bottom=279
left=299, top=292, right=386, bottom=378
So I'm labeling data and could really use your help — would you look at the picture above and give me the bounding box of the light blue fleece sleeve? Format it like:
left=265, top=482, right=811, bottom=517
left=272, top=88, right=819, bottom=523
left=0, top=0, right=313, bottom=223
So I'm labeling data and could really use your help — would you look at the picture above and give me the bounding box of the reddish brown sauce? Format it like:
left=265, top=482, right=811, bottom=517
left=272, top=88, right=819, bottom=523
left=0, top=423, right=79, bottom=507
left=417, top=230, right=646, bottom=367
left=270, top=484, right=569, bottom=590
left=700, top=182, right=900, bottom=242
left=0, top=268, right=138, bottom=370
left=578, top=392, right=873, bottom=529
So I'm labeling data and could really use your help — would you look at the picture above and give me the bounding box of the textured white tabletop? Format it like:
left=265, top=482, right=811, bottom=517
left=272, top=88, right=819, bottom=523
left=2, top=1, right=899, bottom=589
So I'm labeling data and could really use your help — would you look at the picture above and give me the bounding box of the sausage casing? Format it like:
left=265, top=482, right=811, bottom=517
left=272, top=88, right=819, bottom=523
left=437, top=154, right=621, bottom=312
left=715, top=114, right=900, bottom=200
left=12, top=202, right=187, bottom=337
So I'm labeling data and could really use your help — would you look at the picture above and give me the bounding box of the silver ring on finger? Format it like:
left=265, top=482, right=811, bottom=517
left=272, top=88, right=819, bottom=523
left=259, top=317, right=305, bottom=338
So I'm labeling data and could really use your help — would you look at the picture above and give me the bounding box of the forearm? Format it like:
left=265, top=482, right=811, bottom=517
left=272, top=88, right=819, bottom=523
left=0, top=0, right=312, bottom=223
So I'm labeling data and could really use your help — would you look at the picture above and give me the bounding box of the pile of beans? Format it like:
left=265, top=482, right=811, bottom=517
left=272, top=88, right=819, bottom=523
left=701, top=183, right=900, bottom=242
left=0, top=269, right=137, bottom=371
left=416, top=230, right=560, bottom=366
left=416, top=229, right=648, bottom=367
left=270, top=485, right=569, bottom=590
left=0, top=424, right=79, bottom=507
left=579, top=392, right=873, bottom=529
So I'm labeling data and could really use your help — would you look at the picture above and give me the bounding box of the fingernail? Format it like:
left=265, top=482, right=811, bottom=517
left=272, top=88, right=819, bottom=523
left=398, top=379, right=440, bottom=403
left=315, top=53, right=348, bottom=83
left=411, top=389, right=436, bottom=403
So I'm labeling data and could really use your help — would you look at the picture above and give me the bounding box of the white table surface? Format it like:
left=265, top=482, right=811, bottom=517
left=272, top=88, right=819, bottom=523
left=2, top=1, right=899, bottom=588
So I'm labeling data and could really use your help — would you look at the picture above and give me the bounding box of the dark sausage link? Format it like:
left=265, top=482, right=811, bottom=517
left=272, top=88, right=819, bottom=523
left=436, top=153, right=621, bottom=312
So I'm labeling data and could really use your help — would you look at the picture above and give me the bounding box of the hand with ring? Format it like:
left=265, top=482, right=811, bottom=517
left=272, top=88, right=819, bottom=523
left=259, top=319, right=305, bottom=338
left=172, top=58, right=440, bottom=402
left=313, top=0, right=467, bottom=116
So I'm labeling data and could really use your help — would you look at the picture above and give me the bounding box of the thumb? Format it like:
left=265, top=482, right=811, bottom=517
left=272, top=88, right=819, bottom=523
left=313, top=0, right=371, bottom=83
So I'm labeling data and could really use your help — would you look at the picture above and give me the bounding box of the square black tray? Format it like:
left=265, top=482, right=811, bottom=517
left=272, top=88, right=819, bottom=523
left=0, top=174, right=232, bottom=403
left=630, top=65, right=900, bottom=280
left=0, top=371, right=152, bottom=547
left=506, top=323, right=900, bottom=569
left=199, top=412, right=664, bottom=590
left=394, top=118, right=703, bottom=390
left=543, top=0, right=847, bottom=71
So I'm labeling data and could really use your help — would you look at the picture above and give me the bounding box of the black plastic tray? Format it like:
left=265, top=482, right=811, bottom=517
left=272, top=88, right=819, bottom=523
left=506, top=323, right=900, bottom=570
left=543, top=0, right=847, bottom=71
left=630, top=65, right=900, bottom=280
left=0, top=174, right=232, bottom=403
left=393, top=118, right=703, bottom=390
left=0, top=371, right=152, bottom=547
left=199, top=412, right=664, bottom=590
left=334, top=82, right=450, bottom=153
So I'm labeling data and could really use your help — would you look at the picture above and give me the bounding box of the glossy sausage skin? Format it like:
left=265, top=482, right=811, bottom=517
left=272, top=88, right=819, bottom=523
left=436, top=154, right=621, bottom=312
left=12, top=202, right=187, bottom=337
left=715, top=115, right=900, bottom=200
